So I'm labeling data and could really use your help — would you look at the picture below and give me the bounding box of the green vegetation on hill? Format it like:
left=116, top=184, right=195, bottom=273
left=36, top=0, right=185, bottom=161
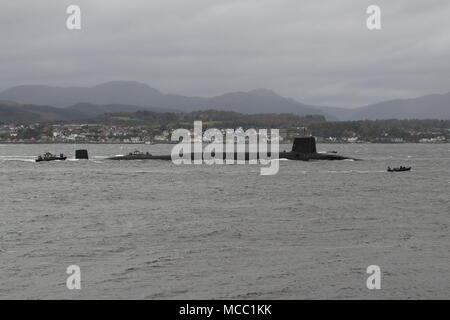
left=308, top=119, right=450, bottom=142
left=91, top=110, right=326, bottom=129
left=0, top=101, right=85, bottom=123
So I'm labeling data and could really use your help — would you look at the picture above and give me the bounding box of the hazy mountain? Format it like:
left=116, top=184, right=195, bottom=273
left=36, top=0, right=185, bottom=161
left=194, top=89, right=332, bottom=115
left=348, top=92, right=450, bottom=120
left=66, top=102, right=172, bottom=117
left=1, top=81, right=449, bottom=121
left=0, top=100, right=175, bottom=123
left=0, top=81, right=165, bottom=108
left=0, top=81, right=336, bottom=119
left=0, top=101, right=85, bottom=123
left=316, top=106, right=355, bottom=121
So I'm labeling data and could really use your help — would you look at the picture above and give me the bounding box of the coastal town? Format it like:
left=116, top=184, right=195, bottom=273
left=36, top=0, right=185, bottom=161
left=1, top=120, right=449, bottom=144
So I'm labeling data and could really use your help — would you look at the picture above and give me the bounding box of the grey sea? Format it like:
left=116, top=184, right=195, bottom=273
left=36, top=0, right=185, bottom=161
left=0, top=143, right=449, bottom=299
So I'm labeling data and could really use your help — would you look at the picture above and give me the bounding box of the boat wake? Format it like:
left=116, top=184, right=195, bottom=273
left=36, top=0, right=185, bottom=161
left=0, top=157, right=35, bottom=162
left=324, top=170, right=385, bottom=174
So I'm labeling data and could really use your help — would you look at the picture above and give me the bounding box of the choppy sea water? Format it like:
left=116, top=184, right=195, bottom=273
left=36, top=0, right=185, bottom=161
left=0, top=143, right=449, bottom=299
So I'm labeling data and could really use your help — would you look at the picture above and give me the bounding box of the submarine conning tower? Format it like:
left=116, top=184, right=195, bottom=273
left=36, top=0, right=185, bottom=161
left=75, top=149, right=89, bottom=160
left=292, top=136, right=317, bottom=153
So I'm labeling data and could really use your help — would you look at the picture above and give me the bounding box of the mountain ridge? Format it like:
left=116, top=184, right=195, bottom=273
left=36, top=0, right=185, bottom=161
left=0, top=81, right=449, bottom=120
left=0, top=82, right=338, bottom=120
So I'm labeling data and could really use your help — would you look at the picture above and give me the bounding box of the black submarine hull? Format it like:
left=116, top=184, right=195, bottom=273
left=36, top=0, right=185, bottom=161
left=107, top=152, right=355, bottom=161
left=107, top=152, right=360, bottom=161
left=107, top=137, right=359, bottom=161
left=108, top=154, right=171, bottom=160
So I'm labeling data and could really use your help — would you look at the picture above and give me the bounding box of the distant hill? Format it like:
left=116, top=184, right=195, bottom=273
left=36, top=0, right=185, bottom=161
left=189, top=88, right=335, bottom=116
left=0, top=101, right=85, bottom=123
left=89, top=109, right=327, bottom=128
left=0, top=100, right=175, bottom=124
left=0, top=81, right=449, bottom=121
left=0, top=81, right=164, bottom=109
left=316, top=106, right=356, bottom=121
left=347, top=92, right=450, bottom=120
left=66, top=102, right=169, bottom=117
left=0, top=100, right=327, bottom=126
left=0, top=81, right=337, bottom=119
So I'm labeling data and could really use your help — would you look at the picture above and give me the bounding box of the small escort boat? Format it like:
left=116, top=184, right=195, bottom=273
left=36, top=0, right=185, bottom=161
left=36, top=152, right=67, bottom=162
left=387, top=166, right=411, bottom=172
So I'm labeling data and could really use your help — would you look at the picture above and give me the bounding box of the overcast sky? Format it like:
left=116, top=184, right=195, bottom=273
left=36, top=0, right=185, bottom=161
left=1, top=0, right=449, bottom=108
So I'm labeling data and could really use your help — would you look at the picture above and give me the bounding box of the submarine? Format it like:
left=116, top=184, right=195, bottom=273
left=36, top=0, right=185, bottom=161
left=107, top=137, right=359, bottom=161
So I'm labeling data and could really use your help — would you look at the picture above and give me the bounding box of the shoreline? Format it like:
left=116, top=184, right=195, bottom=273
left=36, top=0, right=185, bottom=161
left=0, top=141, right=448, bottom=145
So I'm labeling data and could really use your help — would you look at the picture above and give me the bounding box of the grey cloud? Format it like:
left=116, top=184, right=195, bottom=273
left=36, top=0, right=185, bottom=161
left=0, top=0, right=449, bottom=107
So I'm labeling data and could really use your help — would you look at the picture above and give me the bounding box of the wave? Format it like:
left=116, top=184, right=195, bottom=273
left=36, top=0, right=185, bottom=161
left=323, top=170, right=385, bottom=174
left=0, top=157, right=35, bottom=162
